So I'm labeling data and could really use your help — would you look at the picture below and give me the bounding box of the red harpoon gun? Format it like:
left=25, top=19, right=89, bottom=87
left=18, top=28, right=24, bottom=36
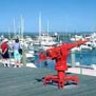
left=39, top=39, right=88, bottom=89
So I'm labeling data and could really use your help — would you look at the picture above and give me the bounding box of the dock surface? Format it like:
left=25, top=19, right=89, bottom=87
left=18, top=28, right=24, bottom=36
left=0, top=65, right=96, bottom=96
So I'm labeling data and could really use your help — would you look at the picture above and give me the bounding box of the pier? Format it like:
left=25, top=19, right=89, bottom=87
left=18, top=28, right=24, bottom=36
left=0, top=65, right=96, bottom=96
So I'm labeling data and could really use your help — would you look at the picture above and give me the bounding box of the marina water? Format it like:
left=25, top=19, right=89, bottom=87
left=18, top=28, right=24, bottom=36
left=1, top=32, right=96, bottom=69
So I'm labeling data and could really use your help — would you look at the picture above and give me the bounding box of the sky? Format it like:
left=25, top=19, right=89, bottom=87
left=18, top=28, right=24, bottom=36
left=0, top=0, right=96, bottom=33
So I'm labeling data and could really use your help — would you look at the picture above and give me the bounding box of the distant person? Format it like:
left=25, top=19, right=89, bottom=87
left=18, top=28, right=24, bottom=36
left=12, top=39, right=22, bottom=68
left=0, top=38, right=10, bottom=67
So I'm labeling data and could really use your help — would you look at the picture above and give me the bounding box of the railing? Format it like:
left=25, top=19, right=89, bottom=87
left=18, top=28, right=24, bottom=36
left=35, top=49, right=96, bottom=70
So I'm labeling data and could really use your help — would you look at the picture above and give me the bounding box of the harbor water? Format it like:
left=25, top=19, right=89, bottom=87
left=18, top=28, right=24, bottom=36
left=1, top=32, right=96, bottom=69
left=33, top=33, right=96, bottom=69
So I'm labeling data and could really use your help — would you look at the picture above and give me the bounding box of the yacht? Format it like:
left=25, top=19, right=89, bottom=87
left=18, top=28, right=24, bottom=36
left=33, top=33, right=57, bottom=50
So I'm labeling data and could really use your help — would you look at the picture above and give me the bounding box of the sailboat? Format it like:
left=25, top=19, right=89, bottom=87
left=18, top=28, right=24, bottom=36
left=33, top=12, right=57, bottom=50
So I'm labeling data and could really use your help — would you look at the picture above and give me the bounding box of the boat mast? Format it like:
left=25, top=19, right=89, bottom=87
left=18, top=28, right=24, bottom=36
left=47, top=20, right=49, bottom=35
left=8, top=27, right=11, bottom=39
left=20, top=15, right=24, bottom=39
left=20, top=15, right=26, bottom=66
left=39, top=12, right=42, bottom=37
left=13, top=19, right=16, bottom=38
